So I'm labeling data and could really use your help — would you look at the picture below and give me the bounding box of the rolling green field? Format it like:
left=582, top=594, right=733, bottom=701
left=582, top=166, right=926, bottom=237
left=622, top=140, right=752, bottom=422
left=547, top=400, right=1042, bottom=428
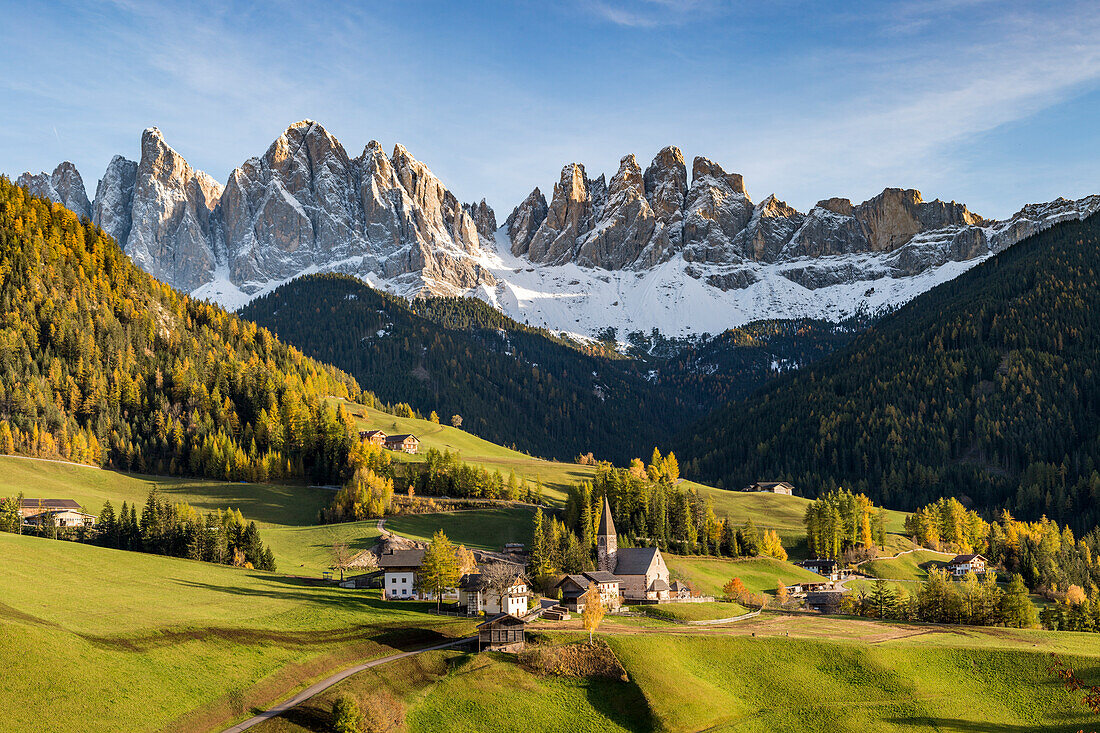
left=253, top=648, right=653, bottom=733
left=385, top=506, right=535, bottom=553
left=665, top=555, right=824, bottom=597
left=608, top=629, right=1100, bottom=732
left=0, top=455, right=328, bottom=527
left=339, top=400, right=594, bottom=506
left=633, top=601, right=751, bottom=622
left=0, top=533, right=472, bottom=733
left=264, top=520, right=382, bottom=576
left=860, top=550, right=954, bottom=581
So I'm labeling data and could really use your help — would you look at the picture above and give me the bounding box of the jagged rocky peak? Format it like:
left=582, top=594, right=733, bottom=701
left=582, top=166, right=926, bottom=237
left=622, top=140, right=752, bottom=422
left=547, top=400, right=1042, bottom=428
left=641, top=145, right=688, bottom=266
left=681, top=155, right=754, bottom=263
left=505, top=187, right=548, bottom=256
left=463, top=199, right=497, bottom=243
left=124, top=127, right=223, bottom=292
left=92, top=155, right=139, bottom=245
left=734, top=195, right=805, bottom=262
left=575, top=154, right=657, bottom=269
left=525, top=163, right=595, bottom=265
left=17, top=161, right=92, bottom=220
left=853, top=188, right=984, bottom=252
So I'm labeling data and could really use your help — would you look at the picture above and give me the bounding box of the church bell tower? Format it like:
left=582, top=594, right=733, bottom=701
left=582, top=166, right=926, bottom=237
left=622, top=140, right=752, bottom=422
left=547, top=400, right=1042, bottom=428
left=597, top=496, right=618, bottom=573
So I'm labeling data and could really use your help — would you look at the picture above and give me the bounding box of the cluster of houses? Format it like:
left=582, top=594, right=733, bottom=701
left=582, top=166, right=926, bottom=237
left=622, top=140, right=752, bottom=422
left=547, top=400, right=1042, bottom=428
left=742, top=481, right=796, bottom=496
left=375, top=498, right=684, bottom=614
left=17, top=498, right=97, bottom=529
left=359, top=430, right=420, bottom=454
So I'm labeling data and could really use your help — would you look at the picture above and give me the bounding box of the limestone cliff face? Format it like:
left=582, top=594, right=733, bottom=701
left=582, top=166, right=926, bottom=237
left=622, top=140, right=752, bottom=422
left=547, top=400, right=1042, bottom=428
left=17, top=162, right=92, bottom=220
left=505, top=147, right=1041, bottom=290
left=42, top=121, right=498, bottom=298
left=16, top=125, right=1100, bottom=317
left=123, top=128, right=223, bottom=292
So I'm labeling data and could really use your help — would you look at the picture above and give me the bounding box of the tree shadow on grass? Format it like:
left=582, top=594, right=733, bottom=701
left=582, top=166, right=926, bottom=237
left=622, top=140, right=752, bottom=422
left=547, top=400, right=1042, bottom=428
left=884, top=718, right=1091, bottom=732
left=584, top=676, right=657, bottom=733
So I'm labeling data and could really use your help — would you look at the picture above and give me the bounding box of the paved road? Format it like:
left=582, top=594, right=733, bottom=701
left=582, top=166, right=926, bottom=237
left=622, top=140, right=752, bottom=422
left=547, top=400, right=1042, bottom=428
left=219, top=636, right=474, bottom=733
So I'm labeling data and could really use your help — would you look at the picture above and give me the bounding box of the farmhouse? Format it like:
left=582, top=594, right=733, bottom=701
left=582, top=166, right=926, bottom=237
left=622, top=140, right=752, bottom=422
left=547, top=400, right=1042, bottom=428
left=555, top=571, right=622, bottom=612
left=946, top=553, right=988, bottom=578
left=458, top=570, right=529, bottom=616
left=359, top=429, right=387, bottom=446
left=384, top=433, right=420, bottom=454
left=377, top=548, right=427, bottom=599
left=598, top=497, right=671, bottom=601
left=799, top=558, right=843, bottom=580
left=19, top=499, right=96, bottom=528
left=743, top=481, right=795, bottom=496
left=476, top=613, right=527, bottom=652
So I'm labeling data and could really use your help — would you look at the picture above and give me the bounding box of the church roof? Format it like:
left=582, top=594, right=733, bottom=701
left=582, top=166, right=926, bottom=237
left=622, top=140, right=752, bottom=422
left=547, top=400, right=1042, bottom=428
left=615, top=547, right=660, bottom=576
left=598, top=495, right=616, bottom=537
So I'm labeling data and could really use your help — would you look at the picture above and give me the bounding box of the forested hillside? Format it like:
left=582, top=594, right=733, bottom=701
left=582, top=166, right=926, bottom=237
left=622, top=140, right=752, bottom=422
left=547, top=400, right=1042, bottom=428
left=241, top=274, right=693, bottom=464
left=679, top=212, right=1100, bottom=532
left=0, top=179, right=362, bottom=482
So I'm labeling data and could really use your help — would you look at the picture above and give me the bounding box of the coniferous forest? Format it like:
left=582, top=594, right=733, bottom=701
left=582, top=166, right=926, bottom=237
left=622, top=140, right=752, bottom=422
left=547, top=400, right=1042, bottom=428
left=678, top=212, right=1100, bottom=532
left=0, top=179, right=363, bottom=483
left=240, top=274, right=693, bottom=464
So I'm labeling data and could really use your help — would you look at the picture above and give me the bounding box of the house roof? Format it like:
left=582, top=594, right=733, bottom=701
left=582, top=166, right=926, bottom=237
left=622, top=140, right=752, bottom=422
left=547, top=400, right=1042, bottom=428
left=669, top=580, right=689, bottom=592
left=614, top=547, right=660, bottom=576
left=583, top=570, right=620, bottom=583
left=948, top=554, right=986, bottom=565
left=649, top=577, right=670, bottom=592
left=476, top=613, right=527, bottom=629
left=460, top=571, right=525, bottom=592
left=556, top=574, right=592, bottom=591
left=20, top=498, right=81, bottom=510
left=377, top=549, right=426, bottom=569
left=386, top=434, right=418, bottom=442
left=361, top=429, right=386, bottom=437
left=598, top=495, right=615, bottom=537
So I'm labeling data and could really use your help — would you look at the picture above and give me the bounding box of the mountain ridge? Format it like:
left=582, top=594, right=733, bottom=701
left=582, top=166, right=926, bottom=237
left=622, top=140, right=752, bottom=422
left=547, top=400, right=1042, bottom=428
left=15, top=121, right=1100, bottom=337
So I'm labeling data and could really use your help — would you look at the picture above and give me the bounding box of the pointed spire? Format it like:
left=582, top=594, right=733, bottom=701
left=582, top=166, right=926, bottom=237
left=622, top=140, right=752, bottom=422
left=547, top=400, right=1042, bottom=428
left=598, top=495, right=616, bottom=538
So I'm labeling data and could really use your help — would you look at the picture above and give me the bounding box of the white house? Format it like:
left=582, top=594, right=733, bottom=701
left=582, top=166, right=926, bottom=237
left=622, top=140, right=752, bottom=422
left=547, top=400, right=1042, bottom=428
left=20, top=499, right=96, bottom=528
left=377, top=548, right=427, bottom=599
left=458, top=571, right=529, bottom=616
left=946, top=553, right=988, bottom=578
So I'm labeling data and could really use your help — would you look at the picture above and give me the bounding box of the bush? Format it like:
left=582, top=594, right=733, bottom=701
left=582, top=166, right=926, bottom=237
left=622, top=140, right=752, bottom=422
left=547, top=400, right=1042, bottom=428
left=332, top=694, right=362, bottom=733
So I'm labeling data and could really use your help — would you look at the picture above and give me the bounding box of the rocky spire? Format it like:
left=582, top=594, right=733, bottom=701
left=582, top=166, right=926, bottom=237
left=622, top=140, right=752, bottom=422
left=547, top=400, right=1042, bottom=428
left=17, top=162, right=92, bottom=220
left=506, top=187, right=548, bottom=256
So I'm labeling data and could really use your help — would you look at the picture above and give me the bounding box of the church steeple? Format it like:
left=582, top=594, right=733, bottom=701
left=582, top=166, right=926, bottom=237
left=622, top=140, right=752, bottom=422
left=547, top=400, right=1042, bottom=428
left=597, top=495, right=618, bottom=573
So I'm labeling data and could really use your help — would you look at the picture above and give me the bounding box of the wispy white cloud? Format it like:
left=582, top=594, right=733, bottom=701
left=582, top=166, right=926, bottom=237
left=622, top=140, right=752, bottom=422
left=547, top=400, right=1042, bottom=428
left=586, top=0, right=723, bottom=28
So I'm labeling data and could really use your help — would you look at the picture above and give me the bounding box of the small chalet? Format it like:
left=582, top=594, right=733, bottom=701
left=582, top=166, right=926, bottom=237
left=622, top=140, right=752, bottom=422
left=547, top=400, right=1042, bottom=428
left=800, top=559, right=840, bottom=580
left=384, top=434, right=420, bottom=454
left=597, top=497, right=671, bottom=601
left=743, top=481, right=795, bottom=496
left=359, top=429, right=387, bottom=446
left=458, top=570, right=529, bottom=616
left=555, top=571, right=622, bottom=612
left=19, top=499, right=96, bottom=528
left=477, top=613, right=527, bottom=653
left=806, top=590, right=844, bottom=614
left=377, top=548, right=427, bottom=599
left=502, top=542, right=525, bottom=556
left=946, top=553, right=988, bottom=578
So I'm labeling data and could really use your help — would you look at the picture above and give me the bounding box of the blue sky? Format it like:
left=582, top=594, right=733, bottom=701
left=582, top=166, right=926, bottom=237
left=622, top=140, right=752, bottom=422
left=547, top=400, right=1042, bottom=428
left=2, top=0, right=1100, bottom=219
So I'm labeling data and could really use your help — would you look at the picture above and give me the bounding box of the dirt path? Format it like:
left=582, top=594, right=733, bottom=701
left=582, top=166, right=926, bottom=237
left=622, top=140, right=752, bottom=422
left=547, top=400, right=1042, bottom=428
left=219, top=636, right=474, bottom=733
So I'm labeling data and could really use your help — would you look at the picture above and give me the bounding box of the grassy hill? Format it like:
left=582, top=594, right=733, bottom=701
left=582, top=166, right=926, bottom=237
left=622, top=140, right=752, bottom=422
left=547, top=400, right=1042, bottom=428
left=859, top=550, right=954, bottom=582
left=665, top=555, right=824, bottom=597
left=609, top=627, right=1100, bottom=732
left=0, top=532, right=472, bottom=733
left=384, top=506, right=535, bottom=553
left=338, top=400, right=593, bottom=506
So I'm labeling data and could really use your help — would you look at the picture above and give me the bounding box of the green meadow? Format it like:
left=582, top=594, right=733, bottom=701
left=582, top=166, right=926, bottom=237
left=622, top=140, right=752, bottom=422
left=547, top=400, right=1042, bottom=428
left=0, top=532, right=472, bottom=733
left=608, top=629, right=1100, bottom=732
left=859, top=549, right=955, bottom=581
left=665, top=554, right=823, bottom=596
left=384, top=506, right=535, bottom=552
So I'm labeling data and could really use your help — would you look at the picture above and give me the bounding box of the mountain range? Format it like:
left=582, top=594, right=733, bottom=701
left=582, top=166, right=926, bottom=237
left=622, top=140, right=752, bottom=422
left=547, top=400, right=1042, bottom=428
left=18, top=120, right=1100, bottom=338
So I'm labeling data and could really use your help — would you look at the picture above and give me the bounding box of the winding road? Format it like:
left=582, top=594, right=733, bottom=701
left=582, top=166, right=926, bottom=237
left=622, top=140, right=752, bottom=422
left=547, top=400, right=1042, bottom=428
left=219, top=636, right=475, bottom=733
